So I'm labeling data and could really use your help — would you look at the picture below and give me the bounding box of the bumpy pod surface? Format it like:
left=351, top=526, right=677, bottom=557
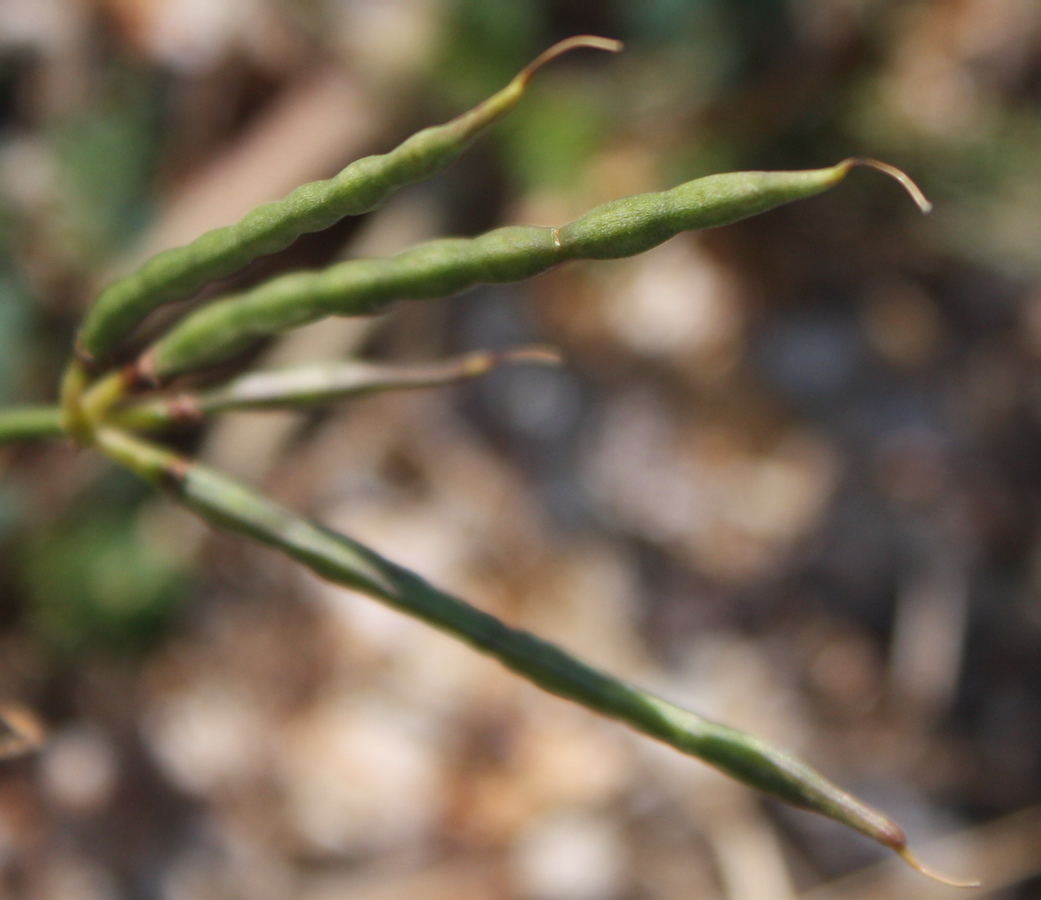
left=144, top=163, right=855, bottom=380
left=74, top=36, right=620, bottom=365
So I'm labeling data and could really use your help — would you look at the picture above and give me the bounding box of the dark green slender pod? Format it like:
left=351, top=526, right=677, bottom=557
left=0, top=406, right=65, bottom=445
left=73, top=36, right=621, bottom=365
left=141, top=159, right=927, bottom=382
left=91, top=426, right=975, bottom=887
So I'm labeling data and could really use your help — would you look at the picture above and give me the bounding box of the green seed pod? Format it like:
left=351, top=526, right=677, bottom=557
left=73, top=36, right=621, bottom=366
left=91, top=425, right=976, bottom=888
left=109, top=346, right=559, bottom=430
left=558, top=167, right=844, bottom=258
left=142, top=159, right=927, bottom=382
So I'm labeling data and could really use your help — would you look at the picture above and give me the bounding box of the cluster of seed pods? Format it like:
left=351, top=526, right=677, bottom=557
left=4, top=36, right=975, bottom=887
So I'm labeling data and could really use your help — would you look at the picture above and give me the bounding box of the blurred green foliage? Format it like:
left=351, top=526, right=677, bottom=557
left=20, top=477, right=187, bottom=654
left=500, top=80, right=610, bottom=193
left=437, top=0, right=546, bottom=102
left=0, top=274, right=32, bottom=405
left=51, top=66, right=165, bottom=265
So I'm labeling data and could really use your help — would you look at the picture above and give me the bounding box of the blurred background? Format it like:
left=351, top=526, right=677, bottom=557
left=1, top=0, right=1041, bottom=897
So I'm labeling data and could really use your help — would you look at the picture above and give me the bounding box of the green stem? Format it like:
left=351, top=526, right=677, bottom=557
left=92, top=425, right=944, bottom=869
left=0, top=406, right=66, bottom=445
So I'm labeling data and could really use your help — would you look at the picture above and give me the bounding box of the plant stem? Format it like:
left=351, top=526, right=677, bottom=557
left=0, top=406, right=66, bottom=445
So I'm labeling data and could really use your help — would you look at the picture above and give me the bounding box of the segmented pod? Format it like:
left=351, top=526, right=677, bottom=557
left=73, top=36, right=621, bottom=365
left=141, top=159, right=926, bottom=382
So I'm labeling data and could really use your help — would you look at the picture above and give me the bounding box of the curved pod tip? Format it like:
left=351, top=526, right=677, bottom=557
left=494, top=345, right=563, bottom=366
left=843, top=157, right=933, bottom=214
left=896, top=846, right=981, bottom=889
left=459, top=345, right=562, bottom=379
left=518, top=35, right=624, bottom=88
